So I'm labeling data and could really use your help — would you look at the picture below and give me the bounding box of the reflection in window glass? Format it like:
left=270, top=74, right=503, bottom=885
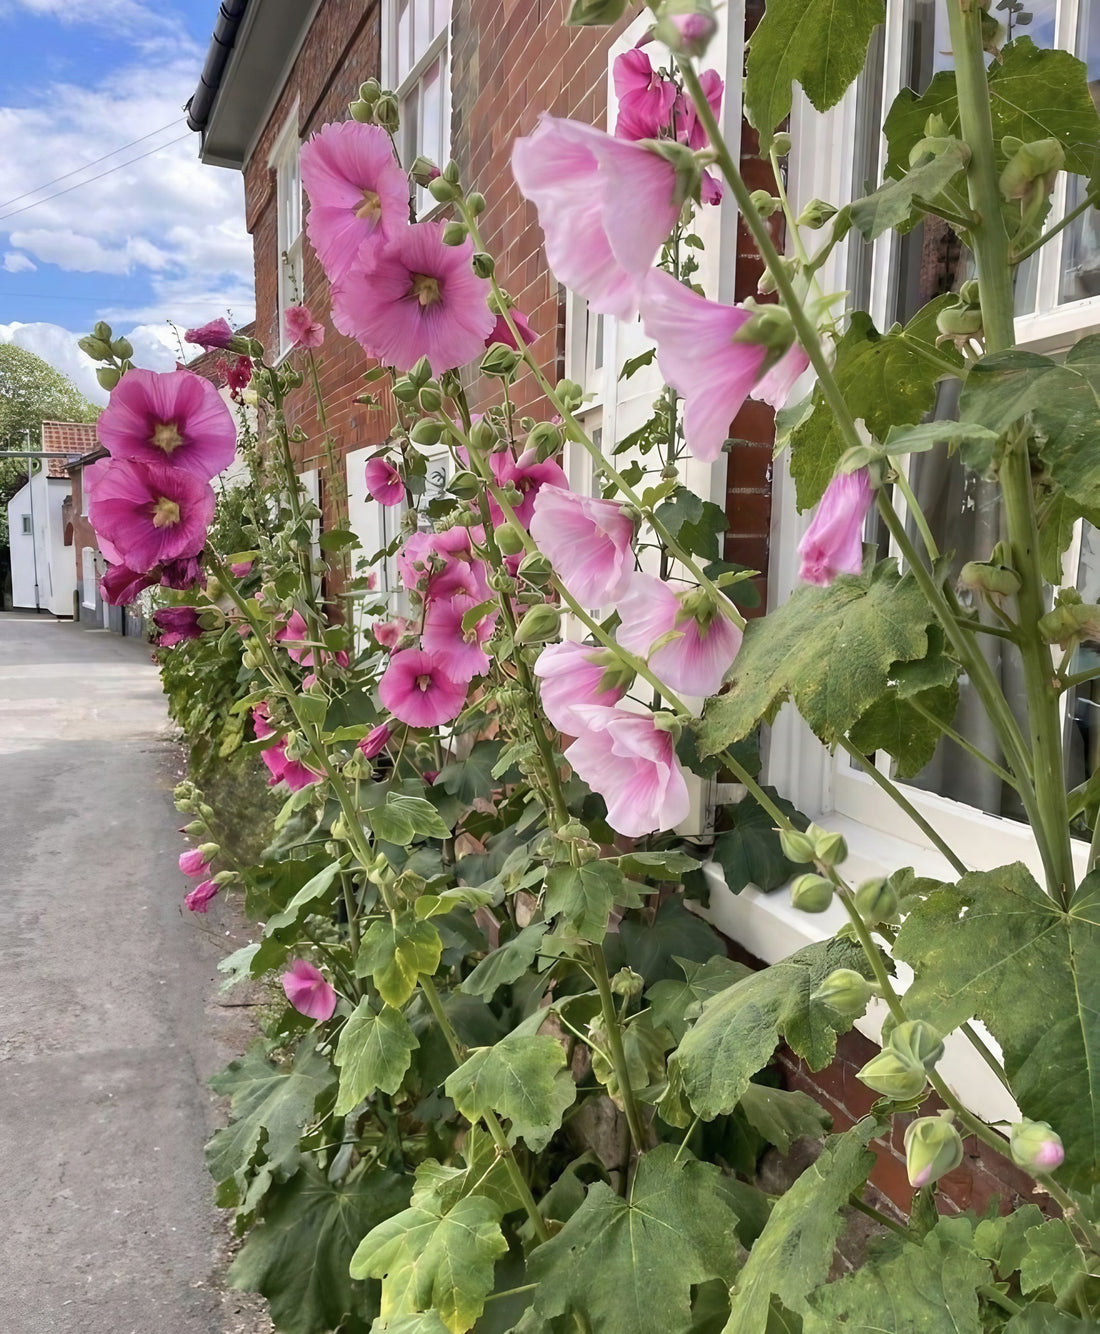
left=1060, top=1, right=1100, bottom=302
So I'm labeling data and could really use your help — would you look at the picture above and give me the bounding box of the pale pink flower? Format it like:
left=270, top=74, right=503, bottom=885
left=358, top=722, right=392, bottom=759
left=488, top=447, right=569, bottom=528
left=512, top=115, right=681, bottom=319
left=422, top=593, right=496, bottom=682
left=282, top=959, right=338, bottom=1021
left=529, top=484, right=635, bottom=608
left=365, top=456, right=405, bottom=506
left=378, top=648, right=468, bottom=727
left=184, top=318, right=235, bottom=351
left=485, top=309, right=537, bottom=350
left=797, top=468, right=873, bottom=586
left=565, top=706, right=691, bottom=837
left=533, top=641, right=628, bottom=735
left=398, top=529, right=490, bottom=605
left=185, top=879, right=220, bottom=912
left=179, top=847, right=209, bottom=877
left=613, top=49, right=677, bottom=142
left=616, top=573, right=741, bottom=696
left=332, top=221, right=494, bottom=373
left=89, top=458, right=215, bottom=574
left=300, top=120, right=411, bottom=283
left=283, top=304, right=325, bottom=349
left=373, top=617, right=410, bottom=649
left=100, top=564, right=157, bottom=606
left=97, top=368, right=236, bottom=480
left=153, top=605, right=203, bottom=647
left=754, top=344, right=811, bottom=407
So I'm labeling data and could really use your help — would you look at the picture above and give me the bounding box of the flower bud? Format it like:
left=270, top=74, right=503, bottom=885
left=495, top=524, right=526, bottom=556
left=790, top=873, right=834, bottom=913
left=93, top=320, right=113, bottom=342
left=79, top=335, right=112, bottom=360
left=96, top=366, right=121, bottom=391
left=359, top=79, right=382, bottom=104
left=472, top=251, right=495, bottom=279
left=854, top=876, right=899, bottom=925
left=807, top=823, right=848, bottom=867
left=567, top=0, right=630, bottom=24
left=466, top=191, right=486, bottom=215
left=469, top=419, right=496, bottom=454
left=198, top=842, right=221, bottom=861
left=481, top=343, right=521, bottom=377
left=447, top=469, right=481, bottom=500
left=857, top=1047, right=928, bottom=1100
left=409, top=417, right=442, bottom=447
left=999, top=137, right=1065, bottom=201
left=655, top=1, right=718, bottom=56
left=374, top=94, right=400, bottom=131
left=417, top=384, right=444, bottom=413
left=514, top=604, right=562, bottom=645
left=443, top=159, right=461, bottom=185
left=428, top=175, right=461, bottom=204
left=527, top=421, right=563, bottom=459
left=797, top=198, right=837, bottom=229
left=1038, top=598, right=1100, bottom=649
left=936, top=304, right=984, bottom=339
left=813, top=968, right=874, bottom=1017
left=779, top=827, right=816, bottom=863
left=391, top=377, right=419, bottom=403
left=889, top=1019, right=944, bottom=1072
left=442, top=220, right=468, bottom=246
left=610, top=967, right=644, bottom=999
left=772, top=132, right=792, bottom=157
left=904, top=1114, right=964, bottom=1188
left=349, top=99, right=372, bottom=122
left=750, top=189, right=781, bottom=218
left=518, top=552, right=553, bottom=586
left=1010, top=1119, right=1065, bottom=1174
left=958, top=559, right=1021, bottom=598
left=409, top=155, right=440, bottom=187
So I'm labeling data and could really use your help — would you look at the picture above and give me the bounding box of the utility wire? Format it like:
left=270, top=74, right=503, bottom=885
left=0, top=132, right=192, bottom=224
left=0, top=118, right=184, bottom=213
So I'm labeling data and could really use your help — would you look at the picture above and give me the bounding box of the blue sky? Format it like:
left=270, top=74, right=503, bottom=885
left=0, top=0, right=253, bottom=403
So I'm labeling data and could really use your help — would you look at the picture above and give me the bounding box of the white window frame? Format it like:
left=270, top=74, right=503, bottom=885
left=382, top=0, right=452, bottom=215
left=270, top=104, right=304, bottom=360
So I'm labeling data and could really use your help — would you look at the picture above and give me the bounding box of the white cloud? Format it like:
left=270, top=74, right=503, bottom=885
left=2, top=251, right=35, bottom=272
left=0, top=0, right=189, bottom=54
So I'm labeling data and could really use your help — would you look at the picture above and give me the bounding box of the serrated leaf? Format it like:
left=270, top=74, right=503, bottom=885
left=698, top=561, right=934, bottom=753
left=973, top=1202, right=1046, bottom=1279
left=263, top=859, right=344, bottom=938
left=612, top=894, right=723, bottom=985
left=647, top=955, right=755, bottom=1041
left=848, top=680, right=958, bottom=778
left=850, top=141, right=970, bottom=239
left=738, top=1084, right=832, bottom=1155
left=228, top=1160, right=410, bottom=1334
left=411, top=1126, right=524, bottom=1217
left=335, top=1002, right=419, bottom=1112
left=349, top=1193, right=507, bottom=1334
left=357, top=914, right=443, bottom=1008
left=1004, top=1307, right=1098, bottom=1332
left=1019, top=1219, right=1089, bottom=1300
left=1038, top=492, right=1100, bottom=585
left=461, top=921, right=549, bottom=1000
left=529, top=1145, right=741, bottom=1334
left=435, top=741, right=503, bottom=804
left=545, top=859, right=641, bottom=942
left=370, top=793, right=453, bottom=844
left=670, top=938, right=874, bottom=1120
left=724, top=1121, right=878, bottom=1333
left=744, top=0, right=885, bottom=150
left=883, top=420, right=1001, bottom=458
left=711, top=786, right=807, bottom=893
left=894, top=864, right=1100, bottom=1185
left=219, top=942, right=260, bottom=992
left=445, top=1034, right=575, bottom=1151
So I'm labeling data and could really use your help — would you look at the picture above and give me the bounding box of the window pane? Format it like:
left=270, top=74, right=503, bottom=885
left=414, top=0, right=433, bottom=60
left=1059, top=0, right=1100, bottom=303
left=401, top=84, right=420, bottom=168
left=433, top=0, right=450, bottom=39
left=421, top=56, right=443, bottom=166
left=397, top=0, right=413, bottom=81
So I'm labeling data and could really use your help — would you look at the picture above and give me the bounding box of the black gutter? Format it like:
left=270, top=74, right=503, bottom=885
left=185, top=0, right=250, bottom=134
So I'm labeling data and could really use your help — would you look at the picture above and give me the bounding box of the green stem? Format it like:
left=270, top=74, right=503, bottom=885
left=891, top=464, right=940, bottom=562
left=1059, top=666, right=1100, bottom=694
left=1088, top=803, right=1100, bottom=872
left=978, top=1287, right=1023, bottom=1317
left=907, top=695, right=1019, bottom=789
left=589, top=946, right=650, bottom=1153
left=1011, top=187, right=1100, bottom=264
left=847, top=1193, right=909, bottom=1239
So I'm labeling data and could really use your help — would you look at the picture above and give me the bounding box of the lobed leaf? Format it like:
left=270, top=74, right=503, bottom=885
left=444, top=1033, right=575, bottom=1152
left=335, top=1001, right=419, bottom=1112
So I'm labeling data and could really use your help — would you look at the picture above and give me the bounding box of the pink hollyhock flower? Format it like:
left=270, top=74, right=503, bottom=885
left=359, top=721, right=392, bottom=759
left=666, top=10, right=718, bottom=55
left=797, top=468, right=874, bottom=586
left=100, top=563, right=157, bottom=606
left=533, top=641, right=628, bottom=735
left=225, top=355, right=252, bottom=392
left=488, top=447, right=569, bottom=528
left=185, top=879, right=220, bottom=912
left=422, top=593, right=496, bottom=682
left=512, top=115, right=680, bottom=319
left=97, top=368, right=236, bottom=481
left=229, top=560, right=253, bottom=577
left=89, top=458, right=215, bottom=574
left=184, top=318, right=235, bottom=351
left=301, top=120, right=411, bottom=283
left=332, top=220, right=494, bottom=373
left=251, top=703, right=276, bottom=741
left=275, top=609, right=314, bottom=665
left=616, top=573, right=741, bottom=696
left=283, top=304, right=325, bottom=349
left=179, top=847, right=209, bottom=877
left=378, top=648, right=468, bottom=726
left=613, top=49, right=677, bottom=141
left=373, top=617, right=410, bottom=649
left=282, top=959, right=338, bottom=1021
left=672, top=69, right=724, bottom=152
left=754, top=343, right=811, bottom=407
left=261, top=739, right=323, bottom=791
left=529, top=484, right=635, bottom=607
left=153, top=605, right=204, bottom=647
left=485, top=309, right=537, bottom=350
left=365, top=456, right=405, bottom=506
left=160, top=554, right=204, bottom=590
left=565, top=707, right=691, bottom=837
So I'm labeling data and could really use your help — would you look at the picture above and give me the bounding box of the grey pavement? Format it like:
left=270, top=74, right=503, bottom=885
left=0, top=613, right=262, bottom=1333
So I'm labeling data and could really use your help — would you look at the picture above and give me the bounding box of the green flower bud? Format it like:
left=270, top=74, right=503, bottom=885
left=889, top=1019, right=944, bottom=1072
left=407, top=356, right=432, bottom=387
left=349, top=99, right=372, bottom=122
left=472, top=251, right=495, bottom=279
left=790, top=873, right=835, bottom=913
left=796, top=198, right=838, bottom=229
left=428, top=175, right=460, bottom=204
left=856, top=1047, right=928, bottom=1100
left=182, top=820, right=205, bottom=837
left=518, top=551, right=553, bottom=586
left=527, top=421, right=563, bottom=460
left=417, top=384, right=444, bottom=413
left=391, top=376, right=419, bottom=403
left=96, top=366, right=121, bottom=392
left=469, top=419, right=496, bottom=453
left=750, top=189, right=781, bottom=218
left=855, top=876, right=899, bottom=925
left=1038, top=599, right=1100, bottom=649
left=481, top=343, right=520, bottom=377
left=79, top=335, right=112, bottom=360
left=812, top=968, right=874, bottom=1017
left=467, top=192, right=486, bottom=215
left=514, top=604, right=562, bottom=645
left=936, top=304, right=984, bottom=339
left=331, top=815, right=349, bottom=841
left=779, top=827, right=816, bottom=863
left=93, top=320, right=113, bottom=341
left=442, top=220, right=468, bottom=246
left=409, top=155, right=438, bottom=188
left=495, top=523, right=526, bottom=556
left=807, top=823, right=848, bottom=867
left=359, top=79, right=382, bottom=104
left=999, top=137, right=1064, bottom=201
left=374, top=94, right=400, bottom=131
left=447, top=469, right=481, bottom=500
left=904, top=1114, right=964, bottom=1187
left=409, top=418, right=442, bottom=446
left=212, top=870, right=237, bottom=886
left=1009, top=1119, right=1065, bottom=1174
left=772, top=132, right=792, bottom=157
left=443, top=159, right=461, bottom=185
left=610, top=967, right=644, bottom=998
left=110, top=336, right=132, bottom=360
left=958, top=559, right=1021, bottom=598
left=198, top=842, right=221, bottom=861
left=567, top=0, right=630, bottom=24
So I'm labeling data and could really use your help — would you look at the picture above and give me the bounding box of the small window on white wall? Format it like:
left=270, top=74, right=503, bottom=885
left=21, top=514, right=31, bottom=534
left=383, top=0, right=451, bottom=212
left=271, top=106, right=303, bottom=357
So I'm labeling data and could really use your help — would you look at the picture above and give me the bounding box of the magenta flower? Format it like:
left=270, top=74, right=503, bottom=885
left=97, top=367, right=236, bottom=481
left=533, top=641, right=628, bottom=735
left=485, top=309, right=537, bottom=350
left=184, top=318, right=235, bottom=351
left=565, top=706, right=691, bottom=837
left=229, top=559, right=253, bottom=577
left=358, top=721, right=392, bottom=759
left=616, top=574, right=741, bottom=697
left=365, top=456, right=405, bottom=506
left=275, top=609, right=314, bottom=665
left=225, top=355, right=252, bottom=392
left=378, top=648, right=468, bottom=727
left=160, top=554, right=204, bottom=590
left=301, top=120, right=411, bottom=283
left=283, top=304, right=325, bottom=349
left=281, top=959, right=338, bottom=1021
left=261, top=739, right=323, bottom=791
left=613, top=49, right=677, bottom=141
left=422, top=593, right=496, bottom=682
left=672, top=69, right=724, bottom=152
left=153, top=605, right=204, bottom=647
left=184, top=879, right=220, bottom=913
left=529, top=484, right=635, bottom=607
left=332, top=221, right=494, bottom=373
left=488, top=447, right=568, bottom=528
left=179, top=847, right=209, bottom=877
left=89, top=458, right=215, bottom=574
left=797, top=468, right=873, bottom=586
left=512, top=115, right=681, bottom=319
left=100, top=563, right=157, bottom=606
left=251, top=703, right=276, bottom=741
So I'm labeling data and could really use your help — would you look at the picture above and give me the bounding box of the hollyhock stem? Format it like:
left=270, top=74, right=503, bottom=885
left=304, top=347, right=354, bottom=621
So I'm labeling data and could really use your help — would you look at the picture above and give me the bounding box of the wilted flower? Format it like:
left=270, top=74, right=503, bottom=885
left=283, top=304, right=325, bottom=349
left=565, top=706, right=690, bottom=837
left=364, top=456, right=405, bottom=506
left=533, top=641, right=632, bottom=735
left=89, top=458, right=215, bottom=574
left=96, top=367, right=236, bottom=481
left=529, top=484, right=635, bottom=608
left=281, top=959, right=338, bottom=1021
left=100, top=563, right=158, bottom=606
left=178, top=847, right=209, bottom=877
left=358, top=721, right=392, bottom=759
left=184, top=318, right=235, bottom=351
left=153, top=605, right=204, bottom=647
left=797, top=468, right=874, bottom=586
left=378, top=648, right=469, bottom=726
left=159, top=554, right=204, bottom=591
left=184, top=878, right=219, bottom=913
left=616, top=573, right=741, bottom=696
left=225, top=355, right=252, bottom=392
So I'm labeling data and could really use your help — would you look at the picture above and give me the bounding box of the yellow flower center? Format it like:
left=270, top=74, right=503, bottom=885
left=151, top=420, right=183, bottom=453
left=416, top=673, right=432, bottom=692
left=356, top=188, right=382, bottom=220
left=409, top=272, right=441, bottom=308
left=152, top=497, right=181, bottom=528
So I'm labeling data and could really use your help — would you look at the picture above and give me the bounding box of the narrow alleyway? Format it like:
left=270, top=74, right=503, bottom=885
left=0, top=613, right=257, bottom=1333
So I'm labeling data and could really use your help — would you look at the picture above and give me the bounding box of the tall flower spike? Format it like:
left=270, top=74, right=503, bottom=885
left=616, top=573, right=741, bottom=697
left=96, top=368, right=236, bottom=481
left=89, top=458, right=215, bottom=574
left=797, top=468, right=874, bottom=586
left=529, top=484, right=635, bottom=608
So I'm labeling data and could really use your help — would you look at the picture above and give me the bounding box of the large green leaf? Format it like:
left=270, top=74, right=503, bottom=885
left=850, top=141, right=970, bottom=240
left=723, top=1121, right=878, bottom=1334
left=262, top=859, right=344, bottom=938
left=710, top=786, right=807, bottom=893
left=349, top=1193, right=508, bottom=1334
left=744, top=0, right=885, bottom=151
left=647, top=955, right=755, bottom=1042
left=803, top=1216, right=992, bottom=1333
left=1019, top=1219, right=1090, bottom=1301
left=738, top=1083, right=832, bottom=1155
left=670, top=938, right=873, bottom=1120
left=357, top=913, right=443, bottom=1008
left=335, top=1001, right=419, bottom=1113
left=228, top=1160, right=410, bottom=1334
left=528, top=1145, right=741, bottom=1334
left=1004, top=1308, right=1098, bottom=1332
left=205, top=1039, right=337, bottom=1195
left=848, top=680, right=958, bottom=778
left=460, top=921, right=549, bottom=1000
left=544, top=859, right=642, bottom=942
left=894, top=864, right=1100, bottom=1185
left=444, top=1034, right=575, bottom=1151
left=697, top=562, right=934, bottom=754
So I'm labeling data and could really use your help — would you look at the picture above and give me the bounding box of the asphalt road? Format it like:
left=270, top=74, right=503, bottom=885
left=0, top=613, right=264, bottom=1333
